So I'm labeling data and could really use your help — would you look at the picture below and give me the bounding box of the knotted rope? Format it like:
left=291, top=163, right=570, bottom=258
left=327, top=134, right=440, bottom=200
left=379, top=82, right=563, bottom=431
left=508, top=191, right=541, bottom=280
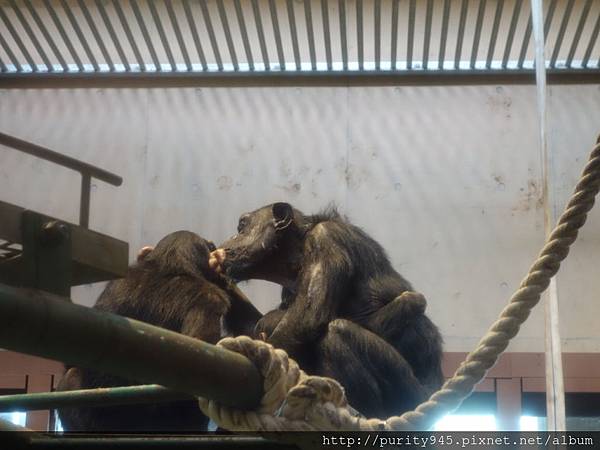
left=199, top=137, right=600, bottom=431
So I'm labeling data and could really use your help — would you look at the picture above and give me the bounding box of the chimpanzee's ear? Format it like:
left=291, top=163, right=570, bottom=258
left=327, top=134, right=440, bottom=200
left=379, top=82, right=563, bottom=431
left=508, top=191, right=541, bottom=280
left=272, top=202, right=294, bottom=231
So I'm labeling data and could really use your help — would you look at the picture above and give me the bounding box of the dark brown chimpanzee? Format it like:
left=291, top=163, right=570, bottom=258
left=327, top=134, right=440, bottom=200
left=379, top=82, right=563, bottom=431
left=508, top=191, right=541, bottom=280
left=215, top=203, right=444, bottom=419
left=56, top=231, right=261, bottom=432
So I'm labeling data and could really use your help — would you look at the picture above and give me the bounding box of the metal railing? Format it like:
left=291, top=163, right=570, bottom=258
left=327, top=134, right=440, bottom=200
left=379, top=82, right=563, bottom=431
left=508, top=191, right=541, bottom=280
left=0, top=0, right=598, bottom=78
left=0, top=132, right=122, bottom=228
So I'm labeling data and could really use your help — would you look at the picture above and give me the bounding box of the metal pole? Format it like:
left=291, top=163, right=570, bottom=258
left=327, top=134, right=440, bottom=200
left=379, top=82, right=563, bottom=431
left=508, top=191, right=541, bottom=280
left=0, top=385, right=190, bottom=412
left=530, top=0, right=566, bottom=432
left=0, top=284, right=263, bottom=410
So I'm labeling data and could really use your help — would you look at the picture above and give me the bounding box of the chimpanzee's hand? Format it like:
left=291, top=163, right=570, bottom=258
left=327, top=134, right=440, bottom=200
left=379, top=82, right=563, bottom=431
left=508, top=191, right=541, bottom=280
left=396, top=291, right=427, bottom=317
left=209, top=249, right=226, bottom=273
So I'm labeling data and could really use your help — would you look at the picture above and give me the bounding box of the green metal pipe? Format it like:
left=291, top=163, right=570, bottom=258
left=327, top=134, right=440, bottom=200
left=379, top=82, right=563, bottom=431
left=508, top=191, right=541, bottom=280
left=0, top=385, right=192, bottom=412
left=0, top=283, right=263, bottom=410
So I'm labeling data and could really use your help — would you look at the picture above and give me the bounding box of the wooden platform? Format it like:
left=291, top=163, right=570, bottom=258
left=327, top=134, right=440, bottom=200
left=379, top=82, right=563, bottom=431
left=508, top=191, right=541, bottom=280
left=0, top=200, right=128, bottom=288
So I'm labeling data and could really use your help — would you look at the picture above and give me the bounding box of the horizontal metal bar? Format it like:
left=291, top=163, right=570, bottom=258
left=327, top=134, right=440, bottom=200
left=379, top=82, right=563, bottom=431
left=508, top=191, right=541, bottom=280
left=0, top=385, right=189, bottom=412
left=3, top=68, right=598, bottom=83
left=0, top=132, right=122, bottom=186
left=0, top=283, right=263, bottom=410
left=31, top=436, right=289, bottom=448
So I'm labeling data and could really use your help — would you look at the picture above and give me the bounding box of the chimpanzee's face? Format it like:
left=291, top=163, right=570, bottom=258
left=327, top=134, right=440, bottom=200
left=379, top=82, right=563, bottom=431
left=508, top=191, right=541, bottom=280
left=219, top=203, right=295, bottom=282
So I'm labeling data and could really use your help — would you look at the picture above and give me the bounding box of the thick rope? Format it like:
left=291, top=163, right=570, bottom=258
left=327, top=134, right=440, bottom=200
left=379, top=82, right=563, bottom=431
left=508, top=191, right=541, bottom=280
left=199, top=137, right=600, bottom=431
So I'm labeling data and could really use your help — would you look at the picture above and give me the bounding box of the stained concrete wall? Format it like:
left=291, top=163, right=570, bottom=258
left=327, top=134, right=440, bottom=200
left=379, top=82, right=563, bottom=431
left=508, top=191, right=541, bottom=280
left=0, top=82, right=599, bottom=353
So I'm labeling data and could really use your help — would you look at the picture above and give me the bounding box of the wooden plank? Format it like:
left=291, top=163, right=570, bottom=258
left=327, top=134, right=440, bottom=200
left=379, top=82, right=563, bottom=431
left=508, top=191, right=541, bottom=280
left=0, top=375, right=27, bottom=390
left=0, top=200, right=128, bottom=285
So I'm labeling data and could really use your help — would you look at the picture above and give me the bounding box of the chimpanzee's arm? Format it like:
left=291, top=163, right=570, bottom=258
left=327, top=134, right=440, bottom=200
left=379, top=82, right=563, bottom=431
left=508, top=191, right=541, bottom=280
left=268, top=223, right=353, bottom=357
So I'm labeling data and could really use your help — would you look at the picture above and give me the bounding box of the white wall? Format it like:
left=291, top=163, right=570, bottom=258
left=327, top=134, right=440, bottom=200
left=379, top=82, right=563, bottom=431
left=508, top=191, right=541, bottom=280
left=1, top=82, right=599, bottom=353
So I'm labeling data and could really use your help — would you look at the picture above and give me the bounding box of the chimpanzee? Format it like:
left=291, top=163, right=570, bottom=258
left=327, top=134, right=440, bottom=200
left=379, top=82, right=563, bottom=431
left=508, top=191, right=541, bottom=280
left=56, top=231, right=261, bottom=432
left=216, top=203, right=444, bottom=419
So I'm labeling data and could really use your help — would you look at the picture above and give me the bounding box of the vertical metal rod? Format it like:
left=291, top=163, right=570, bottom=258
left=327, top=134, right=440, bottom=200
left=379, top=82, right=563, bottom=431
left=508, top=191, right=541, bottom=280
left=454, top=0, right=468, bottom=69
left=59, top=0, right=98, bottom=71
left=130, top=0, right=161, bottom=71
left=338, top=0, right=348, bottom=71
left=531, top=0, right=566, bottom=431
left=518, top=12, right=533, bottom=68
left=0, top=20, right=23, bottom=72
left=0, top=56, right=6, bottom=73
left=165, top=0, right=192, bottom=71
left=79, top=173, right=91, bottom=228
left=581, top=11, right=600, bottom=68
left=0, top=5, right=39, bottom=71
left=286, top=0, right=301, bottom=70
left=390, top=0, right=399, bottom=70
left=407, top=0, right=416, bottom=69
left=374, top=0, right=381, bottom=70
left=565, top=0, right=592, bottom=68
left=356, top=0, right=363, bottom=70
left=549, top=0, right=574, bottom=68
left=44, top=0, right=84, bottom=72
left=252, top=0, right=270, bottom=70
left=502, top=0, right=522, bottom=69
left=23, top=0, right=68, bottom=71
left=438, top=0, right=451, bottom=70
left=182, top=0, right=208, bottom=71
left=112, top=0, right=146, bottom=72
left=470, top=0, right=487, bottom=69
left=217, top=0, right=239, bottom=71
left=199, top=1, right=223, bottom=71
left=234, top=0, right=254, bottom=71
left=8, top=0, right=53, bottom=71
left=304, top=0, right=316, bottom=70
left=78, top=0, right=114, bottom=72
left=321, top=0, right=332, bottom=70
left=268, top=0, right=285, bottom=70
left=486, top=0, right=504, bottom=69
left=543, top=0, right=557, bottom=36
left=422, top=0, right=433, bottom=69
left=96, top=0, right=130, bottom=72
left=147, top=0, right=176, bottom=71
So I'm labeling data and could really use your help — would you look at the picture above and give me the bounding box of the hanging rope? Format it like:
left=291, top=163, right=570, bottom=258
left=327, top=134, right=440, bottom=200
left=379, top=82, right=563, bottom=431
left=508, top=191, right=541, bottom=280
left=199, top=137, right=600, bottom=431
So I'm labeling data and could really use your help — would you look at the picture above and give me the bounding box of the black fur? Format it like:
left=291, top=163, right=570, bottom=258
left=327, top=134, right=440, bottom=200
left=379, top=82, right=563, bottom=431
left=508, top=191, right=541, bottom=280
left=56, top=231, right=261, bottom=432
left=220, top=203, right=444, bottom=419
